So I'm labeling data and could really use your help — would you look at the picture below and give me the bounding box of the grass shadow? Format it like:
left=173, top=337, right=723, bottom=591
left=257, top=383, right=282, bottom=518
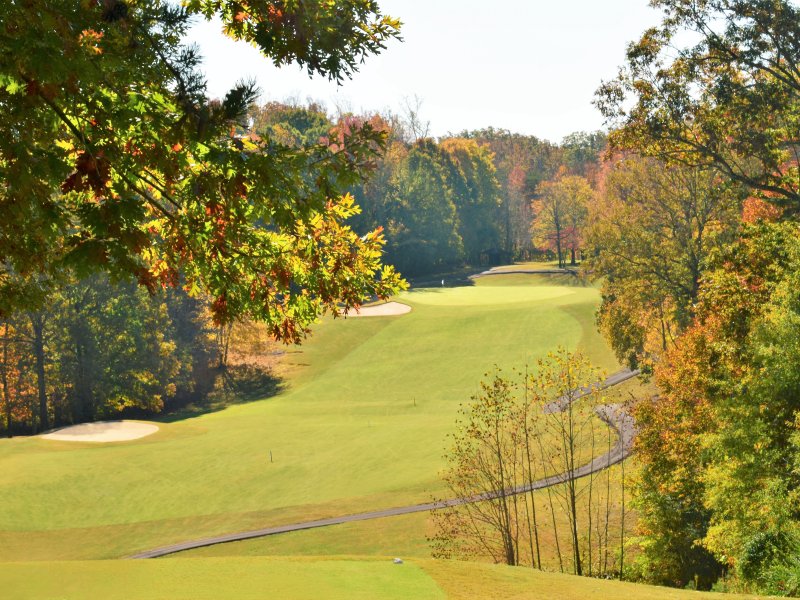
left=474, top=272, right=595, bottom=288
left=158, top=364, right=285, bottom=423
left=405, top=266, right=478, bottom=289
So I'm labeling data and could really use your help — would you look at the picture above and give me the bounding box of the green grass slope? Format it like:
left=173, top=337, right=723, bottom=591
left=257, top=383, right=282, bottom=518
left=0, top=557, right=774, bottom=600
left=0, top=275, right=618, bottom=560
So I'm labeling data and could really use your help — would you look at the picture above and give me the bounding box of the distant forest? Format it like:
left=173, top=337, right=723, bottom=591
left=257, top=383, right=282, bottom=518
left=254, top=101, right=607, bottom=275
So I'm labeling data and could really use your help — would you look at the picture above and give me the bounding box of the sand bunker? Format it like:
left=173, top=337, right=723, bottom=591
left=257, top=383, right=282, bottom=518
left=347, top=301, right=412, bottom=317
left=41, top=420, right=159, bottom=443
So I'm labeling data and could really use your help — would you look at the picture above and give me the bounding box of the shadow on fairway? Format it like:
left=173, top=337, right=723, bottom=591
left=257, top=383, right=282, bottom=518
left=475, top=273, right=594, bottom=288
left=404, top=266, right=478, bottom=289
left=157, top=365, right=285, bottom=423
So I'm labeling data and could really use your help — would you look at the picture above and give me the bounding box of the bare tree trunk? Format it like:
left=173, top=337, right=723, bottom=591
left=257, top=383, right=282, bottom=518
left=603, top=424, right=612, bottom=575
left=587, top=417, right=595, bottom=576
left=563, top=386, right=582, bottom=576
left=619, top=454, right=626, bottom=580
left=217, top=323, right=233, bottom=369
left=555, top=221, right=564, bottom=268
left=523, top=424, right=542, bottom=568
left=1, top=321, right=12, bottom=436
left=30, top=313, right=48, bottom=432
left=536, top=427, right=563, bottom=572
left=494, top=424, right=516, bottom=566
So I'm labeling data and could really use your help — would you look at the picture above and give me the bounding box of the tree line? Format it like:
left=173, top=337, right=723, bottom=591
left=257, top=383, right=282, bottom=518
left=586, top=0, right=800, bottom=595
left=0, top=277, right=218, bottom=435
left=255, top=100, right=608, bottom=277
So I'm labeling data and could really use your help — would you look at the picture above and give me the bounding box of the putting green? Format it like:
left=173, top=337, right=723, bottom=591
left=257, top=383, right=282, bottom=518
left=0, top=274, right=619, bottom=561
left=403, top=285, right=574, bottom=306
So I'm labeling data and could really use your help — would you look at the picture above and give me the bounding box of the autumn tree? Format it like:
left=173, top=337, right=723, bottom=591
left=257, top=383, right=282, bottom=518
left=594, top=2, right=800, bottom=591
left=0, top=0, right=404, bottom=339
left=586, top=156, right=742, bottom=368
left=462, top=129, right=564, bottom=260
left=630, top=216, right=800, bottom=591
left=597, top=0, right=800, bottom=212
left=532, top=172, right=592, bottom=268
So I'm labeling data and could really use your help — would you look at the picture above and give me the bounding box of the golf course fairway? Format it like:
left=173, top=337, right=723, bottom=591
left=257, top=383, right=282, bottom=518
left=0, top=274, right=620, bottom=564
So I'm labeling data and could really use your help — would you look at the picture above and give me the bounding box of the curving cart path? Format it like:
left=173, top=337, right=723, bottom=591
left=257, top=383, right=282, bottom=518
left=131, top=368, right=639, bottom=559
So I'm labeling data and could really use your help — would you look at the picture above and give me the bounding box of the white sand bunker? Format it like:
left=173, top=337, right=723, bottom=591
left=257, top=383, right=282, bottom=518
left=41, top=420, right=159, bottom=443
left=347, top=301, right=412, bottom=317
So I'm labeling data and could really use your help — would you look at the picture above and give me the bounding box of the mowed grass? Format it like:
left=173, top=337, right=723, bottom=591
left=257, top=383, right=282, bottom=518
left=0, top=557, right=775, bottom=600
left=0, top=274, right=619, bottom=560
left=0, top=557, right=445, bottom=600
left=184, top=460, right=631, bottom=570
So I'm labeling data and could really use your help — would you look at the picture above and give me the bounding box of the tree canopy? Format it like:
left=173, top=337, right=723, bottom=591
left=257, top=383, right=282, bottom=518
left=0, top=0, right=404, bottom=341
left=597, top=0, right=800, bottom=211
left=591, top=0, right=800, bottom=592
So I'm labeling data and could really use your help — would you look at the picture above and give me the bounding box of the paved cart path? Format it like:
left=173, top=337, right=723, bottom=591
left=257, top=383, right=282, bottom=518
left=131, top=369, right=639, bottom=559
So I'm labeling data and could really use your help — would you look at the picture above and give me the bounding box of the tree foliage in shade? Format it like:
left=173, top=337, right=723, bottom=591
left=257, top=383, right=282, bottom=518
left=0, top=0, right=404, bottom=340
left=350, top=133, right=504, bottom=276
left=0, top=275, right=216, bottom=435
left=596, top=0, right=800, bottom=212
left=384, top=141, right=464, bottom=274
left=461, top=129, right=565, bottom=260
left=439, top=138, right=503, bottom=265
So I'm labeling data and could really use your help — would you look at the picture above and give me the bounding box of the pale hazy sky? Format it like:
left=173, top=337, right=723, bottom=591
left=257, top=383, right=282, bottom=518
left=187, top=1, right=661, bottom=144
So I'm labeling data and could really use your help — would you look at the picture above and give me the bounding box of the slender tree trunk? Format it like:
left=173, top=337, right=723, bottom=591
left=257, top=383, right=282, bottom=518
left=570, top=247, right=577, bottom=266
left=1, top=321, right=12, bottom=436
left=555, top=222, right=564, bottom=268
left=603, top=424, right=612, bottom=575
left=504, top=195, right=512, bottom=260
left=564, top=388, right=582, bottom=576
left=537, top=427, right=563, bottom=572
left=523, top=428, right=541, bottom=569
left=494, top=424, right=516, bottom=566
left=619, top=454, right=626, bottom=580
left=30, top=313, right=48, bottom=432
left=72, top=326, right=94, bottom=422
left=587, top=418, right=595, bottom=576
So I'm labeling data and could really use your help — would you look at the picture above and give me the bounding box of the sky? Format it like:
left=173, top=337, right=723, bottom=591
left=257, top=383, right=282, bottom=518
left=186, top=1, right=662, bottom=144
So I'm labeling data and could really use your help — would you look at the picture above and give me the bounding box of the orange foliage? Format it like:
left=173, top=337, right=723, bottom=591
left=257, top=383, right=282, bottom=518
left=741, top=197, right=783, bottom=224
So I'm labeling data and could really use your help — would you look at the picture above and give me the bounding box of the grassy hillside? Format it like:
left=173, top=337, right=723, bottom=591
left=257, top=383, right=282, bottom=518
left=1, top=557, right=773, bottom=600
left=0, top=275, right=619, bottom=561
